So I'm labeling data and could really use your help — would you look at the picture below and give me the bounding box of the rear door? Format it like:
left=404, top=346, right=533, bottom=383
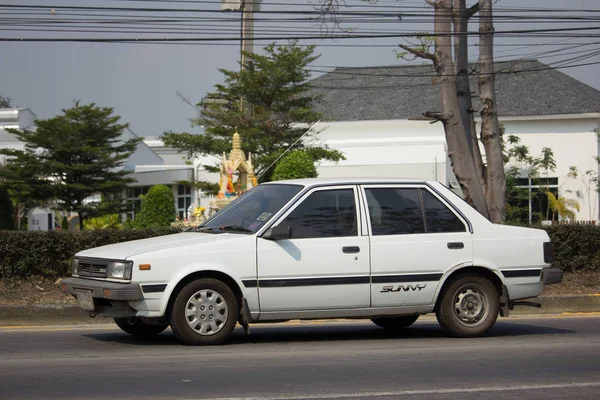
left=361, top=184, right=473, bottom=308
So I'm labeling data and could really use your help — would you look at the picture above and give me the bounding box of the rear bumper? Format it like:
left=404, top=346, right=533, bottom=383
left=542, top=268, right=563, bottom=285
left=61, top=277, right=144, bottom=301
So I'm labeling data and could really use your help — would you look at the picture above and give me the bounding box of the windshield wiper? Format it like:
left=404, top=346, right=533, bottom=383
left=192, top=226, right=217, bottom=233
left=218, top=225, right=252, bottom=233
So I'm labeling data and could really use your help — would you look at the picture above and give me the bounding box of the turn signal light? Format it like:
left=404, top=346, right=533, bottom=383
left=139, top=264, right=151, bottom=271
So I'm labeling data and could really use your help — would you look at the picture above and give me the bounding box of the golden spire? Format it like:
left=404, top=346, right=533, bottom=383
left=232, top=131, right=241, bottom=151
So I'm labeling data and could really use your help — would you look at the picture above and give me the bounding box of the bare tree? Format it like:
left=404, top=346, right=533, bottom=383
left=316, top=0, right=506, bottom=222
left=478, top=0, right=505, bottom=222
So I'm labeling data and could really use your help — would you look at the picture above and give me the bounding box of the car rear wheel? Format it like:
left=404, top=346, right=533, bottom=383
left=436, top=275, right=499, bottom=338
left=114, top=317, right=169, bottom=339
left=371, top=315, right=419, bottom=330
left=169, top=278, right=238, bottom=345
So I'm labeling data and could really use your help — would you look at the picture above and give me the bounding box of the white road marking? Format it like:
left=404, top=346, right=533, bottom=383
left=200, top=382, right=600, bottom=400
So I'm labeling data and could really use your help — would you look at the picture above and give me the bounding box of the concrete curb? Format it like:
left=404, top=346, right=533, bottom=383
left=0, top=295, right=599, bottom=326
left=510, top=294, right=600, bottom=315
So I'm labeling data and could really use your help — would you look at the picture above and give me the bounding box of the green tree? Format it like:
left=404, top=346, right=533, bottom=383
left=0, top=158, right=53, bottom=228
left=163, top=41, right=343, bottom=182
left=272, top=150, right=318, bottom=181
left=0, top=102, right=141, bottom=230
left=0, top=95, right=11, bottom=108
left=134, top=185, right=176, bottom=228
left=0, top=186, right=15, bottom=230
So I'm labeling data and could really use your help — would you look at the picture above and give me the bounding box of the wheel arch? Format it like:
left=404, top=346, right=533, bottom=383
left=434, top=266, right=504, bottom=312
left=165, top=270, right=244, bottom=319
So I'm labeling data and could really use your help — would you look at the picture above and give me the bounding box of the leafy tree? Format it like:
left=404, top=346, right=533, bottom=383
left=0, top=186, right=15, bottom=230
left=272, top=150, right=318, bottom=181
left=0, top=95, right=11, bottom=108
left=134, top=185, right=176, bottom=228
left=0, top=159, right=53, bottom=228
left=0, top=102, right=141, bottom=230
left=546, top=192, right=580, bottom=223
left=163, top=41, right=343, bottom=182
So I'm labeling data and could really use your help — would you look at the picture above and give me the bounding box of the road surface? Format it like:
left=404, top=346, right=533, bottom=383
left=1, top=315, right=599, bottom=400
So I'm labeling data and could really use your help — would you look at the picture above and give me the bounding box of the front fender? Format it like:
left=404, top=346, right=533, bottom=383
left=157, top=262, right=259, bottom=317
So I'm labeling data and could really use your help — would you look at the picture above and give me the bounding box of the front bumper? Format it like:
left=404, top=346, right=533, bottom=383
left=61, top=277, right=144, bottom=300
left=542, top=268, right=563, bottom=285
left=61, top=277, right=143, bottom=318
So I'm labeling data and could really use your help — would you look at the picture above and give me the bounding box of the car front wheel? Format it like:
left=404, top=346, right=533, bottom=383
left=436, top=275, right=499, bottom=338
left=169, top=278, right=238, bottom=345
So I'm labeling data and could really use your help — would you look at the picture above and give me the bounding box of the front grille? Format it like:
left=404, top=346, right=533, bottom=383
left=78, top=259, right=108, bottom=278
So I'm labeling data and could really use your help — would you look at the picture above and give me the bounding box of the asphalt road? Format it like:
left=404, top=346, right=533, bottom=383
left=1, top=316, right=599, bottom=400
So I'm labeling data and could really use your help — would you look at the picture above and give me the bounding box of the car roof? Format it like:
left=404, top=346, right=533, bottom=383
left=261, top=177, right=431, bottom=187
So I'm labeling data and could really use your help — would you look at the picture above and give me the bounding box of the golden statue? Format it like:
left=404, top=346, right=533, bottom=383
left=214, top=131, right=257, bottom=209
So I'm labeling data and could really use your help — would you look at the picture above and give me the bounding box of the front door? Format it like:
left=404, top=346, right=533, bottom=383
left=257, top=186, right=371, bottom=313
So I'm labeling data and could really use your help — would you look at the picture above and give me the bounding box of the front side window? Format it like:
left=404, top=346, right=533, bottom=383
left=365, top=187, right=465, bottom=235
left=280, top=189, right=358, bottom=239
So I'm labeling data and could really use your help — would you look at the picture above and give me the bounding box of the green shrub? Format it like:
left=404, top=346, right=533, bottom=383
left=134, top=185, right=176, bottom=228
left=0, top=227, right=182, bottom=278
left=544, top=224, right=600, bottom=272
left=60, top=216, right=69, bottom=231
left=272, top=151, right=317, bottom=181
left=84, top=214, right=122, bottom=230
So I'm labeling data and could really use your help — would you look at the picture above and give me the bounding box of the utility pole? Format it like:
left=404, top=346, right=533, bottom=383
left=221, top=0, right=259, bottom=69
left=221, top=1, right=261, bottom=114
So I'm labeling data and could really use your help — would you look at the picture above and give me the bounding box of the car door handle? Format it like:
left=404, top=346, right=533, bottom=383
left=447, top=242, right=464, bottom=249
left=342, top=246, right=360, bottom=254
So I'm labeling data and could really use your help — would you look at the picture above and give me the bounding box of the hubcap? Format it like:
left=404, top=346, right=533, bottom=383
left=185, top=289, right=228, bottom=336
left=453, top=286, right=488, bottom=327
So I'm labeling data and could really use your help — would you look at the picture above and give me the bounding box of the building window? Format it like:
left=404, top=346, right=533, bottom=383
left=126, top=186, right=151, bottom=220
left=177, top=184, right=192, bottom=220
left=510, top=177, right=559, bottom=223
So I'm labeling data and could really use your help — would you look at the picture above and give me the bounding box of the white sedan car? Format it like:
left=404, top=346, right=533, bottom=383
left=61, top=178, right=562, bottom=345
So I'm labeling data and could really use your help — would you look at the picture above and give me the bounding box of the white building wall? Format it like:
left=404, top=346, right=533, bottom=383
left=311, top=116, right=600, bottom=222
left=501, top=116, right=600, bottom=221
left=313, top=120, right=450, bottom=185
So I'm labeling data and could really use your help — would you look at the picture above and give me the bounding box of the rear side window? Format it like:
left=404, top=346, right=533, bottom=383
left=421, top=190, right=466, bottom=233
left=365, top=187, right=465, bottom=235
left=365, top=188, right=425, bottom=235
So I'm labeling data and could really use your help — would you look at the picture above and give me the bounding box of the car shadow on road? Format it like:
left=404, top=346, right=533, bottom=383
left=83, top=320, right=576, bottom=346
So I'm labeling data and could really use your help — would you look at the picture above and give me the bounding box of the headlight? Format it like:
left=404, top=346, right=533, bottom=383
left=107, top=261, right=133, bottom=280
left=72, top=258, right=80, bottom=275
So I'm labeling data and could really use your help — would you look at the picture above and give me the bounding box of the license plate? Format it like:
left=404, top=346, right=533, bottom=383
left=76, top=290, right=95, bottom=311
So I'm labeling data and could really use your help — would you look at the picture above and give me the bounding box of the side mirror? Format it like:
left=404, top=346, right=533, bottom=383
left=263, top=225, right=292, bottom=241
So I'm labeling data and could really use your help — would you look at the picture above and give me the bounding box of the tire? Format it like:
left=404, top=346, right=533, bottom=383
left=169, top=278, right=239, bottom=345
left=114, top=317, right=169, bottom=339
left=371, top=315, right=419, bottom=330
left=436, top=275, right=499, bottom=338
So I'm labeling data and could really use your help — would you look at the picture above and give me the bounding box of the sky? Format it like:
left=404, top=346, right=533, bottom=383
left=1, top=0, right=599, bottom=137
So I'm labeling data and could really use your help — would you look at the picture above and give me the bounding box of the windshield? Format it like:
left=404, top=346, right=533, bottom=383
left=200, top=184, right=303, bottom=234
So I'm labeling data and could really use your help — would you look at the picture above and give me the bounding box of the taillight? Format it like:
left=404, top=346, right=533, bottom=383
left=543, top=242, right=555, bottom=264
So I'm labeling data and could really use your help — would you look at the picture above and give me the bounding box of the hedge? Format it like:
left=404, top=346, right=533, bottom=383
left=1, top=224, right=599, bottom=279
left=0, top=228, right=182, bottom=279
left=544, top=224, right=600, bottom=273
